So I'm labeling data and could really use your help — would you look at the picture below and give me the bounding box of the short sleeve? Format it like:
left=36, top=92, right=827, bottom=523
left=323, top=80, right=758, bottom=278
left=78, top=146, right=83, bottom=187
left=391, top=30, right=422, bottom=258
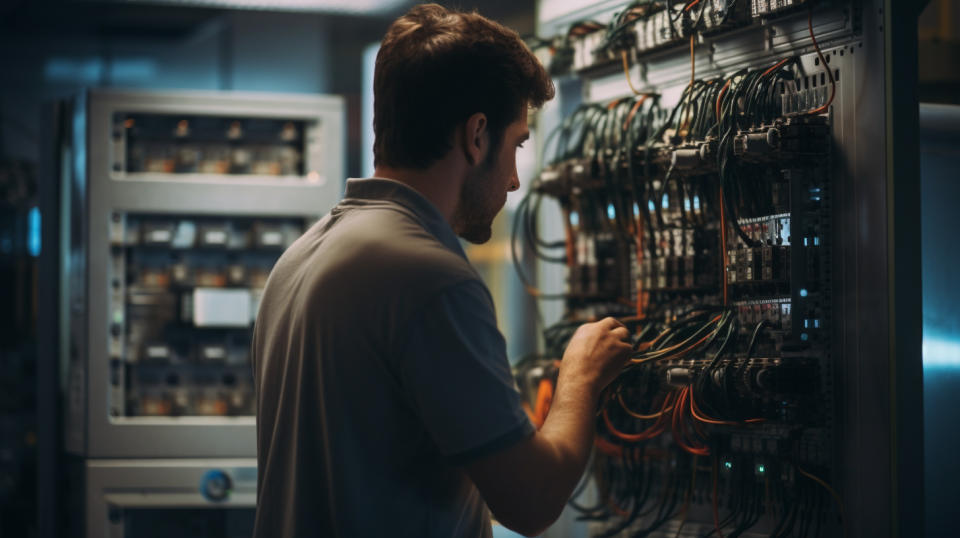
left=399, top=279, right=534, bottom=465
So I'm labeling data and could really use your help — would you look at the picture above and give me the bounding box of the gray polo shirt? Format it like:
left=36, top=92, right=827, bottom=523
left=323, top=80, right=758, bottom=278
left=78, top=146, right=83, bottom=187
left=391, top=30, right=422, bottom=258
left=251, top=178, right=534, bottom=538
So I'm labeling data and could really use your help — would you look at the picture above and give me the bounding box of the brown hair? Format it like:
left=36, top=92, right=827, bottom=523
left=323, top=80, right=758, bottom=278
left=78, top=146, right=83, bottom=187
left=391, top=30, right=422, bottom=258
left=373, top=4, right=554, bottom=169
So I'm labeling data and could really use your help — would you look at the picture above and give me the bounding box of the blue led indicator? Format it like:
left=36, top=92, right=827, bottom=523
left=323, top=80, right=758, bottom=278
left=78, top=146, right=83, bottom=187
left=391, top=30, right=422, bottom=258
left=633, top=203, right=641, bottom=218
left=684, top=198, right=691, bottom=211
left=800, top=288, right=808, bottom=297
left=803, top=237, right=809, bottom=246
left=693, top=195, right=701, bottom=210
left=804, top=319, right=809, bottom=328
left=801, top=333, right=809, bottom=341
left=28, top=206, right=41, bottom=257
left=648, top=200, right=656, bottom=212
left=724, top=461, right=733, bottom=470
left=570, top=211, right=580, bottom=227
left=814, top=236, right=820, bottom=246
left=661, top=194, right=669, bottom=210
left=814, top=319, right=820, bottom=328
left=607, top=204, right=616, bottom=220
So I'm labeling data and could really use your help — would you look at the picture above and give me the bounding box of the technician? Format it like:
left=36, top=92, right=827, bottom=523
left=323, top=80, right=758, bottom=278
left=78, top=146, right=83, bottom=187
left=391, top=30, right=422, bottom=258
left=251, top=4, right=633, bottom=537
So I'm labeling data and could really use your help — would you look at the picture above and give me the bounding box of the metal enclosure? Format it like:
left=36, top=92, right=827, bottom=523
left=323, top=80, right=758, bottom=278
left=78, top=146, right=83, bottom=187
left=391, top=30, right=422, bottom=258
left=63, top=89, right=345, bottom=459
left=85, top=458, right=257, bottom=538
left=532, top=0, right=922, bottom=535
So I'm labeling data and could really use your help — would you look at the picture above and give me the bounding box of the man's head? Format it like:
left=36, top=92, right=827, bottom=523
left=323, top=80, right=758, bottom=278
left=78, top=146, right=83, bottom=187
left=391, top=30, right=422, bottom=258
left=373, top=3, right=554, bottom=243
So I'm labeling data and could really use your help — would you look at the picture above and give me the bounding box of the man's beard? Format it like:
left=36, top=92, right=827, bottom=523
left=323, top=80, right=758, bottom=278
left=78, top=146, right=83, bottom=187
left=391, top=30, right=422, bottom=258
left=452, top=164, right=504, bottom=245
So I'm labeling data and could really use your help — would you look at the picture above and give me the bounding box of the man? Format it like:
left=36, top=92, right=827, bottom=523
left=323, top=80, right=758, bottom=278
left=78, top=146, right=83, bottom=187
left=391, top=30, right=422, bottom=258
left=251, top=4, right=632, bottom=537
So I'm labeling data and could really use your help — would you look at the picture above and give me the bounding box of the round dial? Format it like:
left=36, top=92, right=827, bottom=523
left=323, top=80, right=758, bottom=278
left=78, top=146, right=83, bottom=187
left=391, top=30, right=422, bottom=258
left=199, top=469, right=232, bottom=502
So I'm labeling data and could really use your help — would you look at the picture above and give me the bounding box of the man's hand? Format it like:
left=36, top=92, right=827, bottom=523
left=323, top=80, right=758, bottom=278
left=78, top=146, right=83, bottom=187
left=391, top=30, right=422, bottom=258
left=560, top=317, right=633, bottom=395
left=465, top=317, right=633, bottom=536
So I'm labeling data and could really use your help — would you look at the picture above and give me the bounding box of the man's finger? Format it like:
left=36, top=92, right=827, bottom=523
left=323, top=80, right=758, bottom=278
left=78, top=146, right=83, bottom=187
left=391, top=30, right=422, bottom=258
left=603, top=317, right=626, bottom=329
left=612, top=326, right=630, bottom=341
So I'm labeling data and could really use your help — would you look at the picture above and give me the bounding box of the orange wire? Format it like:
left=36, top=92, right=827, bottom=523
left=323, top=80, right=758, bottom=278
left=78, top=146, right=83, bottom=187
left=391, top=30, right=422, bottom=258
left=689, top=388, right=738, bottom=425
left=621, top=50, right=643, bottom=95
left=806, top=7, right=836, bottom=115
left=531, top=378, right=554, bottom=428
left=762, top=57, right=790, bottom=78
left=634, top=317, right=722, bottom=362
left=618, top=391, right=673, bottom=419
left=671, top=388, right=710, bottom=456
left=595, top=436, right=625, bottom=458
left=623, top=94, right=649, bottom=132
left=602, top=392, right=673, bottom=442
left=684, top=0, right=702, bottom=11
left=689, top=384, right=767, bottom=426
left=715, top=78, right=731, bottom=125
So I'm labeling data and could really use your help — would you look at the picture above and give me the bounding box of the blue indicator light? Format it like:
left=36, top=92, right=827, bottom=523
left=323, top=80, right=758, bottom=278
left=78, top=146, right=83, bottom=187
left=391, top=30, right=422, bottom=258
left=607, top=204, right=616, bottom=220
left=693, top=195, right=701, bottom=210
left=633, top=203, right=641, bottom=217
left=800, top=288, right=808, bottom=297
left=804, top=319, right=809, bottom=328
left=801, top=333, right=809, bottom=341
left=814, top=236, right=820, bottom=246
left=724, top=461, right=733, bottom=470
left=804, top=237, right=809, bottom=246
left=661, top=194, right=669, bottom=210
left=684, top=198, right=691, bottom=211
left=28, top=206, right=41, bottom=257
left=814, top=319, right=820, bottom=328
left=570, top=211, right=580, bottom=227
left=648, top=200, right=656, bottom=212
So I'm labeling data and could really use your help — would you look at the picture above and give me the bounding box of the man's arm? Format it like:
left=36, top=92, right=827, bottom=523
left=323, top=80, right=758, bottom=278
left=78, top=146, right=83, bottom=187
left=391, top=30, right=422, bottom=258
left=465, top=317, right=631, bottom=537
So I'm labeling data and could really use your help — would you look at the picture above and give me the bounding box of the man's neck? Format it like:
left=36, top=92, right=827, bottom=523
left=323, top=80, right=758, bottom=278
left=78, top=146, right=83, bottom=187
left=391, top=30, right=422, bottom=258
left=373, top=158, right=465, bottom=224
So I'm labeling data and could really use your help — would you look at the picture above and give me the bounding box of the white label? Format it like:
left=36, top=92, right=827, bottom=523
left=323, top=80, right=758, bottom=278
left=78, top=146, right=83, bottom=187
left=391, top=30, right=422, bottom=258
left=149, top=229, right=171, bottom=242
left=193, top=288, right=251, bottom=327
left=261, top=231, right=283, bottom=246
left=204, top=230, right=227, bottom=244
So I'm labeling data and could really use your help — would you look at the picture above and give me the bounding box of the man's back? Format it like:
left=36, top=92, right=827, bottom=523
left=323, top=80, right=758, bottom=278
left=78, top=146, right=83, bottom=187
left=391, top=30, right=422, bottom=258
left=251, top=179, right=532, bottom=537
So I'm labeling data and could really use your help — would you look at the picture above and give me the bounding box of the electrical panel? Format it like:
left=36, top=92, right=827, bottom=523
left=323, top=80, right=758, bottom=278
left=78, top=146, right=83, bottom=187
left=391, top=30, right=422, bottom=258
left=62, top=90, right=344, bottom=459
left=517, top=1, right=865, bottom=535
left=107, top=213, right=306, bottom=419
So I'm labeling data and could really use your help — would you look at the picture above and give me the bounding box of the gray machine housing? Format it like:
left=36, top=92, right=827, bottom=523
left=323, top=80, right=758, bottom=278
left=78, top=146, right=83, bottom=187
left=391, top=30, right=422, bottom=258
left=62, top=89, right=345, bottom=459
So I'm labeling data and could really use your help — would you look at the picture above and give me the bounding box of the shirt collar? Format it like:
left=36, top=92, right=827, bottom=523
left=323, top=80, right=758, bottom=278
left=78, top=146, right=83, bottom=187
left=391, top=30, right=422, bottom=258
left=341, top=177, right=466, bottom=258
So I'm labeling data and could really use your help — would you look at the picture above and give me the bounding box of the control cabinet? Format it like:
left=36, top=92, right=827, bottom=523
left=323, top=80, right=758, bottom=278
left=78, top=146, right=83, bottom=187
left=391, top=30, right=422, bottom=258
left=62, top=89, right=344, bottom=458
left=520, top=0, right=921, bottom=535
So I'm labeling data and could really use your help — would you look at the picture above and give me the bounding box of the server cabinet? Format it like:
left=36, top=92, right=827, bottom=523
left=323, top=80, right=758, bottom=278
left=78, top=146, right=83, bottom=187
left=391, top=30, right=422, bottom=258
left=62, top=89, right=345, bottom=459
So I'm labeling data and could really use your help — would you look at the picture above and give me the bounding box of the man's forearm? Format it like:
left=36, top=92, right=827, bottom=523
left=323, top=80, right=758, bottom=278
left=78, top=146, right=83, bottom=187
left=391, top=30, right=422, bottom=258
left=529, top=373, right=602, bottom=520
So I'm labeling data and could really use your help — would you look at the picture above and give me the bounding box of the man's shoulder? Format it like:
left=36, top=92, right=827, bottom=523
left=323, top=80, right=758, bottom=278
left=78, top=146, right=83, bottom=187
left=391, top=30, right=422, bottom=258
left=332, top=203, right=474, bottom=276
left=280, top=203, right=480, bottom=300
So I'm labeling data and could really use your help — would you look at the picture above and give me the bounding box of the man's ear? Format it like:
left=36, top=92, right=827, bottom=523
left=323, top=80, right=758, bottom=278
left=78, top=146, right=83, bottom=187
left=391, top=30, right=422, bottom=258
left=462, top=112, right=488, bottom=166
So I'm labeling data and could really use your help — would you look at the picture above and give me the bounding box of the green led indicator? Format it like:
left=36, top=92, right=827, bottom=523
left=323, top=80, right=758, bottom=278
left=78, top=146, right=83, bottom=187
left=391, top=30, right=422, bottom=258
left=758, top=464, right=766, bottom=473
left=724, top=461, right=733, bottom=470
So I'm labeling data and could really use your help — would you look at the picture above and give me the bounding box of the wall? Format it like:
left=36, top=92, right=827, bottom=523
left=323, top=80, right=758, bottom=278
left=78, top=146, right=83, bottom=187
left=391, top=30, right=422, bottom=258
left=0, top=10, right=335, bottom=165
